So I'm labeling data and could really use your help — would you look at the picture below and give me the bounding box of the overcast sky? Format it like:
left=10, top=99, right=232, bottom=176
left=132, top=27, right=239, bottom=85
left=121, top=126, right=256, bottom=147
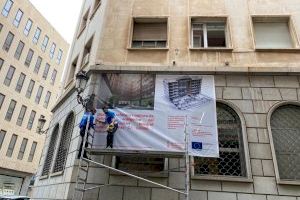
left=29, top=0, right=83, bottom=43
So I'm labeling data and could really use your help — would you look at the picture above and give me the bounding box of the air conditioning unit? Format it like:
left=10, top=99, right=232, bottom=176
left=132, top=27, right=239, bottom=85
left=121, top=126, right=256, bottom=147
left=82, top=53, right=90, bottom=67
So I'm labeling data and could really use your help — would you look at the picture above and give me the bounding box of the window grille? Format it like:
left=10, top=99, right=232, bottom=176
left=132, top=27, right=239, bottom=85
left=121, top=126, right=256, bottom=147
left=42, top=125, right=59, bottom=175
left=194, top=103, right=246, bottom=177
left=115, top=156, right=165, bottom=172
left=53, top=113, right=75, bottom=173
left=270, top=104, right=300, bottom=180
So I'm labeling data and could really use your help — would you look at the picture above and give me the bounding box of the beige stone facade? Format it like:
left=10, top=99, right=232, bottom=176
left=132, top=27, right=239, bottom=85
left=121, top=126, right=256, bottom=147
left=32, top=0, right=300, bottom=199
left=0, top=0, right=68, bottom=196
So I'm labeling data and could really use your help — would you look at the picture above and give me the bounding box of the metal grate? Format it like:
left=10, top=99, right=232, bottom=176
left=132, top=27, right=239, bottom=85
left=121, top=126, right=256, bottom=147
left=271, top=105, right=300, bottom=180
left=41, top=125, right=59, bottom=176
left=116, top=156, right=164, bottom=172
left=194, top=103, right=246, bottom=177
left=53, top=113, right=75, bottom=173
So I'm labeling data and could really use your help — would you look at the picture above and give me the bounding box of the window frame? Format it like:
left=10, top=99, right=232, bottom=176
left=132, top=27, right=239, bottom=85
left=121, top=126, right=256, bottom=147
left=28, top=141, right=37, bottom=162
left=128, top=17, right=169, bottom=50
left=0, top=130, right=7, bottom=150
left=41, top=35, right=49, bottom=52
left=189, top=16, right=233, bottom=51
left=24, top=19, right=33, bottom=36
left=27, top=110, right=36, bottom=130
left=14, top=40, right=25, bottom=60
left=15, top=72, right=26, bottom=93
left=191, top=100, right=252, bottom=182
left=24, top=49, right=34, bottom=67
left=26, top=80, right=35, bottom=98
left=17, top=138, right=28, bottom=160
left=13, top=9, right=23, bottom=27
left=77, top=8, right=90, bottom=37
left=1, top=0, right=13, bottom=17
left=35, top=86, right=44, bottom=104
left=6, top=134, right=18, bottom=157
left=3, top=31, right=14, bottom=52
left=16, top=105, right=27, bottom=126
left=33, top=27, right=41, bottom=44
left=49, top=43, right=56, bottom=59
left=4, top=65, right=15, bottom=86
left=5, top=99, right=17, bottom=121
left=0, top=93, right=5, bottom=110
left=251, top=15, right=300, bottom=51
left=267, top=101, right=300, bottom=185
left=50, top=69, right=57, bottom=85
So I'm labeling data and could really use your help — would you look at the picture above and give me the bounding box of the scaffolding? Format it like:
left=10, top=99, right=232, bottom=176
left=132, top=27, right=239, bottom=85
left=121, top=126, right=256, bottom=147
left=72, top=115, right=191, bottom=200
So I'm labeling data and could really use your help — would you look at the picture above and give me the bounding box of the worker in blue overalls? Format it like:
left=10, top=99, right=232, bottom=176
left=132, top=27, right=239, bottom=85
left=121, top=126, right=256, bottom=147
left=78, top=108, right=96, bottom=159
left=101, top=105, right=118, bottom=148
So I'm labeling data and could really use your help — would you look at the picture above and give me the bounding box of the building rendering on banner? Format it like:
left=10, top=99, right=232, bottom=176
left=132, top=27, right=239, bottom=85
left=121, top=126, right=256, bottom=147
left=32, top=0, right=300, bottom=199
left=0, top=0, right=69, bottom=196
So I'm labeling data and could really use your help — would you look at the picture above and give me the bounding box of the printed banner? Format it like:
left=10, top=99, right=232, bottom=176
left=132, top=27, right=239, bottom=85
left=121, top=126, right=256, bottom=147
left=93, top=73, right=219, bottom=157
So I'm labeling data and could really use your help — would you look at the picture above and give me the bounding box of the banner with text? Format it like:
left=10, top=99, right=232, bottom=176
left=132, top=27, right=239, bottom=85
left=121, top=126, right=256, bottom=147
left=93, top=73, right=219, bottom=157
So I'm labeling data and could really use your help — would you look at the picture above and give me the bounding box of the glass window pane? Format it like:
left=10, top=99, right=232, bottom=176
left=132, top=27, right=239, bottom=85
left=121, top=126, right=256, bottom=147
left=57, top=49, right=63, bottom=64
left=51, top=70, right=57, bottom=85
left=16, top=105, right=27, bottom=126
left=17, top=138, right=28, bottom=160
left=33, top=27, right=41, bottom=44
left=271, top=105, right=300, bottom=180
left=34, top=56, right=42, bottom=74
left=0, top=130, right=6, bottom=150
left=14, top=41, right=25, bottom=60
left=27, top=110, right=36, bottom=130
left=4, top=66, right=15, bottom=86
left=24, top=19, right=32, bottom=36
left=43, top=91, right=51, bottom=108
left=1, top=0, right=13, bottom=17
left=3, top=31, right=14, bottom=51
left=42, top=63, right=50, bottom=79
left=35, top=86, right=43, bottom=104
left=24, top=49, right=34, bottom=67
left=26, top=80, right=35, bottom=98
left=0, top=93, right=5, bottom=109
left=0, top=58, right=4, bottom=70
left=194, top=103, right=246, bottom=177
left=41, top=35, right=49, bottom=51
left=49, top=43, right=56, bottom=59
left=6, top=134, right=17, bottom=157
left=15, top=73, right=26, bottom=93
left=5, top=100, right=16, bottom=121
left=28, top=142, right=37, bottom=162
left=13, top=9, right=23, bottom=27
left=207, top=23, right=226, bottom=47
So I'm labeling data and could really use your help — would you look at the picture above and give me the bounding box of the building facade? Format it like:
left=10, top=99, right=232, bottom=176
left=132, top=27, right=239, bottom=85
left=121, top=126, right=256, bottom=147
left=0, top=0, right=68, bottom=196
left=32, top=0, right=300, bottom=199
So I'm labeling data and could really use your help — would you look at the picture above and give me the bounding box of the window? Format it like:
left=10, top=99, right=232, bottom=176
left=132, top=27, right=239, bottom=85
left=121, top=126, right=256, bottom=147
left=81, top=37, right=93, bottom=67
left=17, top=138, right=28, bottom=160
left=43, top=91, right=51, bottom=108
left=115, top=156, right=165, bottom=172
left=3, top=31, right=14, bottom=51
left=191, top=18, right=227, bottom=48
left=67, top=57, right=78, bottom=84
left=50, top=69, right=57, bottom=85
left=32, top=27, right=41, bottom=44
left=15, top=73, right=26, bottom=92
left=35, top=86, right=43, bottom=104
left=14, top=40, right=25, bottom=60
left=53, top=113, right=75, bottom=173
left=79, top=9, right=89, bottom=34
left=0, top=23, right=3, bottom=32
left=0, top=130, right=6, bottom=150
left=5, top=100, right=16, bottom=121
left=13, top=9, right=23, bottom=27
left=56, top=49, right=63, bottom=64
left=194, top=103, right=246, bottom=177
left=34, top=56, right=42, bottom=73
left=0, top=58, right=4, bottom=70
left=253, top=17, right=294, bottom=49
left=270, top=105, right=300, bottom=180
left=25, top=80, right=35, bottom=98
left=4, top=65, right=15, bottom=86
left=1, top=0, right=13, bottom=17
left=42, top=125, right=59, bottom=175
left=42, top=63, right=50, bottom=79
left=41, top=35, right=49, bottom=51
left=49, top=43, right=56, bottom=59
left=16, top=105, right=27, bottom=126
left=28, top=142, right=37, bottom=162
left=0, top=93, right=5, bottom=109
left=6, top=134, right=17, bottom=157
left=91, top=0, right=101, bottom=17
left=131, top=18, right=168, bottom=48
left=24, top=49, right=34, bottom=67
left=27, top=110, right=36, bottom=130
left=24, top=19, right=32, bottom=36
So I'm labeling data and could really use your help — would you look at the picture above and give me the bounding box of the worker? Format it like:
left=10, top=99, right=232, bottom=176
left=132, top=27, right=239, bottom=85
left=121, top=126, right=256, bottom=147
left=101, top=105, right=118, bottom=148
left=78, top=108, right=96, bottom=159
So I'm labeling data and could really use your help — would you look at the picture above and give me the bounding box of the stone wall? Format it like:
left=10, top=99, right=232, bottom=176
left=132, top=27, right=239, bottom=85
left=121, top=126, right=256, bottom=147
left=31, top=74, right=300, bottom=200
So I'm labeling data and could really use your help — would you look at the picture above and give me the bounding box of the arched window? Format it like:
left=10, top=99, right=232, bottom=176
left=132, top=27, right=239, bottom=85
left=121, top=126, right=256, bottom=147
left=270, top=104, right=300, bottom=180
left=41, top=124, right=59, bottom=176
left=53, top=112, right=75, bottom=173
left=194, top=102, right=246, bottom=177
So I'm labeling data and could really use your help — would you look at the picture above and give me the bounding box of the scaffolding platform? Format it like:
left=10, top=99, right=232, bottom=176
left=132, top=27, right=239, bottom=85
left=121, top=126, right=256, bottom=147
left=86, top=148, right=185, bottom=158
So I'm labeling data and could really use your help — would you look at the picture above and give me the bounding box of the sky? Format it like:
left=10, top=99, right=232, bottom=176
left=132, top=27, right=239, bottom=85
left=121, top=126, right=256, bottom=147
left=29, top=0, right=83, bottom=43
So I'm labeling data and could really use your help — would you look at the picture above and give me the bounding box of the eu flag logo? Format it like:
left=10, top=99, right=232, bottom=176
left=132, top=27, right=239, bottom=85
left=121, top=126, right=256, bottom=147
left=192, top=142, right=202, bottom=150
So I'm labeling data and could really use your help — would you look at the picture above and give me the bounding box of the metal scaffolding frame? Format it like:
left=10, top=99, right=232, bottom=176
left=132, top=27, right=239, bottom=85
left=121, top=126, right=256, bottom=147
left=72, top=115, right=191, bottom=200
